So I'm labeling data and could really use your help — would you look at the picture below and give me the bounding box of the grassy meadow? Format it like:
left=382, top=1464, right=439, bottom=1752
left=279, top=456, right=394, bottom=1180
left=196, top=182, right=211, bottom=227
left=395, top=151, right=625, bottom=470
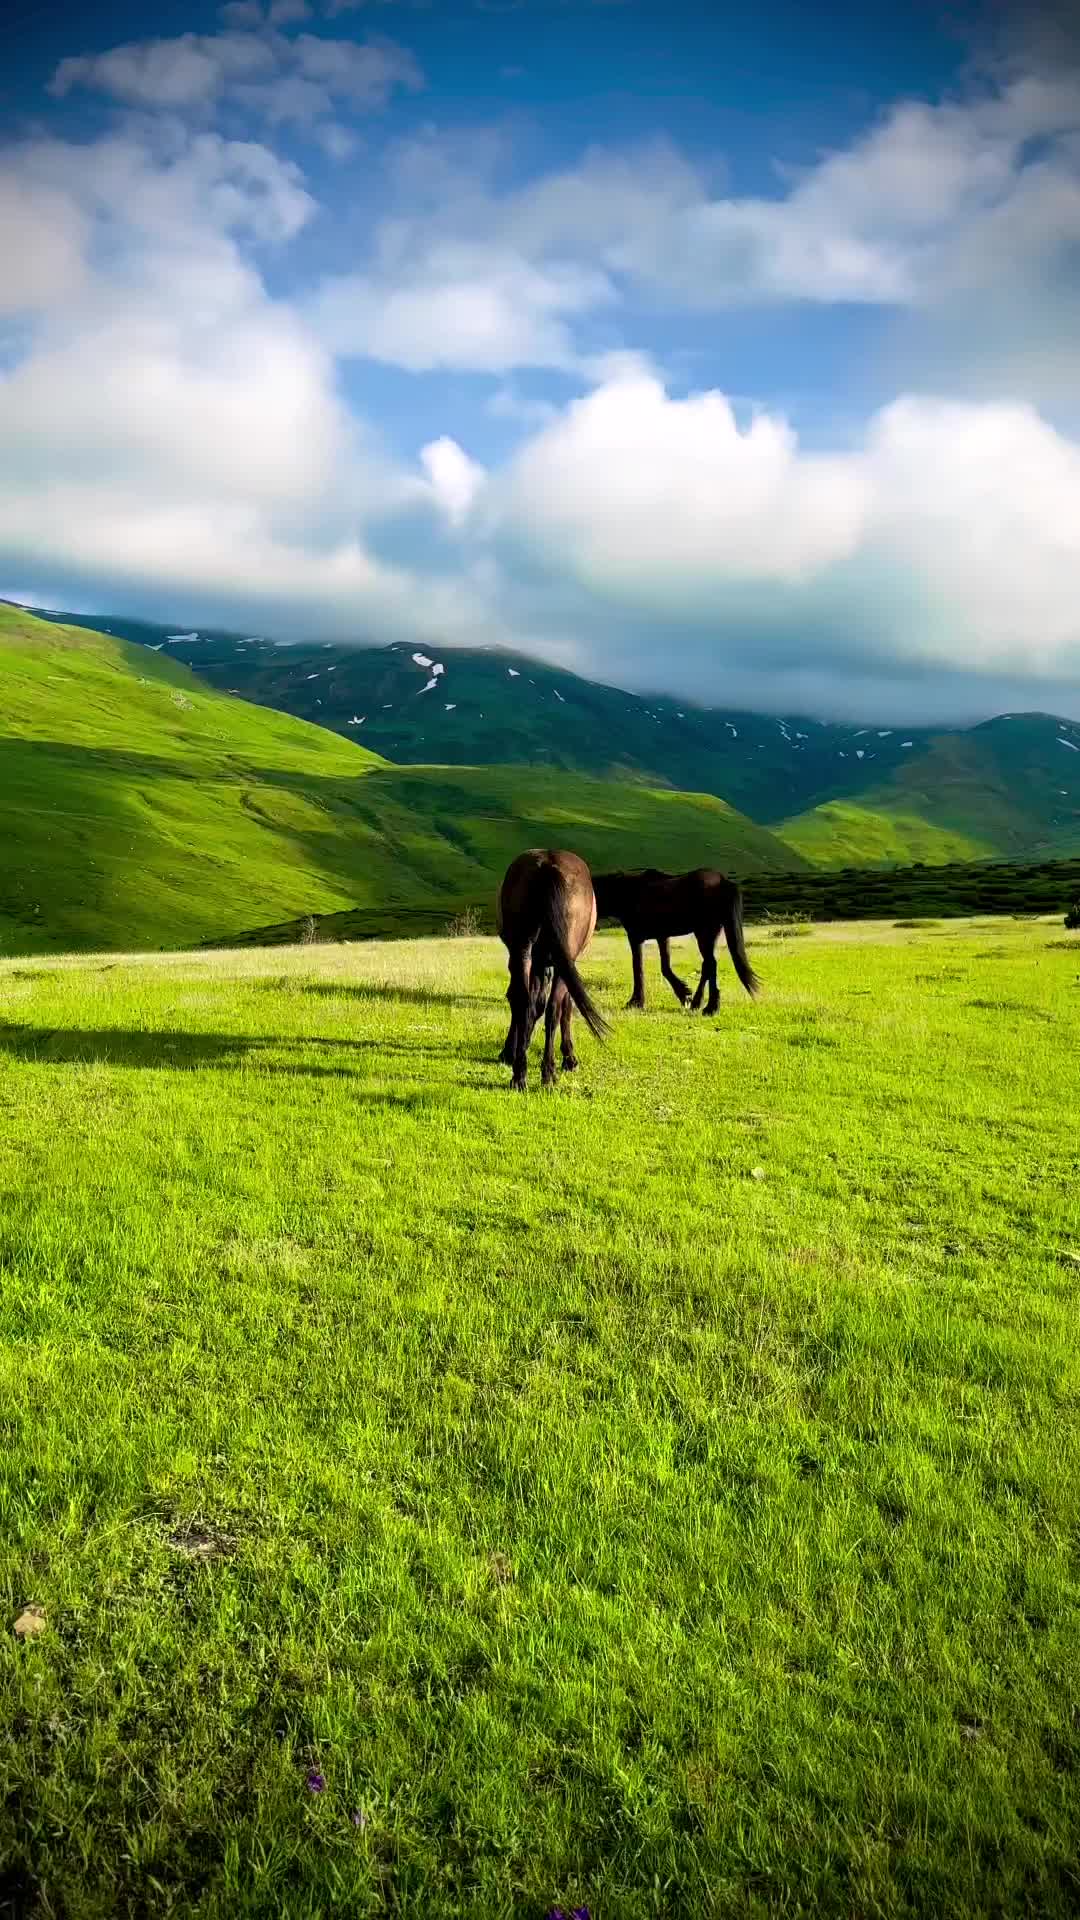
left=2, top=917, right=1079, bottom=1916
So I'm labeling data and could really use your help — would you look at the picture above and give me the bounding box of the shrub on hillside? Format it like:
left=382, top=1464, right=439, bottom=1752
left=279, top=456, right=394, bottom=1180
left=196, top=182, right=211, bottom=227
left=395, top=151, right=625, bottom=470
left=1065, top=901, right=1080, bottom=930
left=447, top=905, right=482, bottom=938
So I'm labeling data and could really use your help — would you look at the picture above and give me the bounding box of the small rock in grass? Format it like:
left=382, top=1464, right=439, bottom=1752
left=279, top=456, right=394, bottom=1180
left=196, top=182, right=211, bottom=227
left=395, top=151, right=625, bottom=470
left=13, top=1606, right=47, bottom=1639
left=750, top=1166, right=766, bottom=1181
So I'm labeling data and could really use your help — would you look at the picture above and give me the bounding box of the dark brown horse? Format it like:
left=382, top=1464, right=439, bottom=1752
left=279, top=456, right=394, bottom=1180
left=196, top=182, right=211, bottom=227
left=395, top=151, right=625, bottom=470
left=592, top=867, right=760, bottom=1014
left=497, top=849, right=609, bottom=1090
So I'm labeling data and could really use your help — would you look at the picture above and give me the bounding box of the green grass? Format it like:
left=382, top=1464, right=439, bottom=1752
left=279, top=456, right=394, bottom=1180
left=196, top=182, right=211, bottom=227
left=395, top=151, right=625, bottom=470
left=0, top=605, right=802, bottom=957
left=777, top=800, right=993, bottom=868
left=2, top=921, right=1079, bottom=1916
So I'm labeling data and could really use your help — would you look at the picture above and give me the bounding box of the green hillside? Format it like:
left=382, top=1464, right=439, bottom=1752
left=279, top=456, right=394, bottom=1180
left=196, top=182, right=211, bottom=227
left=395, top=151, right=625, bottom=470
left=837, top=721, right=1080, bottom=858
left=776, top=801, right=994, bottom=868
left=22, top=606, right=945, bottom=820
left=0, top=606, right=803, bottom=956
left=23, top=606, right=1080, bottom=865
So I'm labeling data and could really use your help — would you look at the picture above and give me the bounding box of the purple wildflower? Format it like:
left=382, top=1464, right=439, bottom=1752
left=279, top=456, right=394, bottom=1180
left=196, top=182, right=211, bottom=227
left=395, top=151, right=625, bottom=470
left=351, top=1808, right=367, bottom=1830
left=306, top=1770, right=325, bottom=1793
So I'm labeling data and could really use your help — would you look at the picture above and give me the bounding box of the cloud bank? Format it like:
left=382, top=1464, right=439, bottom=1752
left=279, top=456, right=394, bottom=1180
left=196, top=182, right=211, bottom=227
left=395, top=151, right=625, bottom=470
left=3, top=9, right=1080, bottom=723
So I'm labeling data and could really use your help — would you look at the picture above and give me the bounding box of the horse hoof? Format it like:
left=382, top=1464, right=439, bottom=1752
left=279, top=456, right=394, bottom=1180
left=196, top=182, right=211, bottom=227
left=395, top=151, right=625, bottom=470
left=625, top=998, right=645, bottom=1012
left=562, top=1054, right=579, bottom=1072
left=511, top=1076, right=527, bottom=1092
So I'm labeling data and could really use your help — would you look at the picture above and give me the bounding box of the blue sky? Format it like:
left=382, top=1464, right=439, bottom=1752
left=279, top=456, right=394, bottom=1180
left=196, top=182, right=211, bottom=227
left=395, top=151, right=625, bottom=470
left=3, top=0, right=1080, bottom=721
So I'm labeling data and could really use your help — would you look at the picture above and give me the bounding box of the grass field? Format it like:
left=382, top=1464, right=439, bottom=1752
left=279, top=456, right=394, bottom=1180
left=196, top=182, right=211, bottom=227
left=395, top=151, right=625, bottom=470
left=0, top=605, right=801, bottom=957
left=2, top=918, right=1079, bottom=1915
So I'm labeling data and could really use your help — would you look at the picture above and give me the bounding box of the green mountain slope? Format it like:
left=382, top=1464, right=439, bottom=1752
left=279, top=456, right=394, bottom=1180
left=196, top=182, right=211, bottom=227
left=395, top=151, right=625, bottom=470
left=776, top=803, right=995, bottom=868
left=0, top=606, right=803, bottom=955
left=21, top=606, right=1080, bottom=864
left=858, top=718, right=1080, bottom=854
left=781, top=717, right=1080, bottom=868
left=21, top=606, right=945, bottom=821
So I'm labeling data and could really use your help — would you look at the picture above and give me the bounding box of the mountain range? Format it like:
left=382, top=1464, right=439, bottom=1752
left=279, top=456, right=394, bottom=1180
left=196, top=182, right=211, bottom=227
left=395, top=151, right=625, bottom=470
left=21, top=604, right=1080, bottom=868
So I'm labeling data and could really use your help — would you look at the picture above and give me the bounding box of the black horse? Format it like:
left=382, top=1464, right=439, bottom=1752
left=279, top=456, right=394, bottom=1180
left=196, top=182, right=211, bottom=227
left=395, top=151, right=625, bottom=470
left=592, top=867, right=760, bottom=1014
left=497, top=849, right=609, bottom=1090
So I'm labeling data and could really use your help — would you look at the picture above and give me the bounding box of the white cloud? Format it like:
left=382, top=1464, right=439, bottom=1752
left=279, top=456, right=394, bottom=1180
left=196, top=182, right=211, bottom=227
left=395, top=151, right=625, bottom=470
left=420, top=437, right=486, bottom=524
left=320, top=73, right=1080, bottom=395
left=7, top=35, right=1080, bottom=722
left=0, top=117, right=498, bottom=657
left=861, top=395, right=1080, bottom=669
left=49, top=23, right=422, bottom=134
left=308, top=245, right=611, bottom=371
left=486, top=384, right=557, bottom=428
left=313, top=121, right=357, bottom=160
left=17, top=127, right=317, bottom=253
left=484, top=368, right=1080, bottom=699
left=0, top=177, right=90, bottom=313
left=564, top=75, right=1080, bottom=311
left=322, top=0, right=428, bottom=13
left=51, top=33, right=276, bottom=110
left=494, top=370, right=867, bottom=588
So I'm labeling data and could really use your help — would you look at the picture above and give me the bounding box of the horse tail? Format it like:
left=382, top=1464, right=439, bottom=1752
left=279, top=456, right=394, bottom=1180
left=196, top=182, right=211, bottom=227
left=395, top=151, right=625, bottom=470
left=537, top=866, right=611, bottom=1042
left=721, top=881, right=761, bottom=997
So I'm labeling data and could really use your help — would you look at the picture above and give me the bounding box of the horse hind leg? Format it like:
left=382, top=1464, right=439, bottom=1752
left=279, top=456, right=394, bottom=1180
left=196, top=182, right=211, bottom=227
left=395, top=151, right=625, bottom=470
left=699, top=929, right=721, bottom=1015
left=541, top=978, right=563, bottom=1088
left=625, top=937, right=646, bottom=1010
left=693, top=930, right=720, bottom=1014
left=507, top=952, right=531, bottom=1090
left=525, top=965, right=550, bottom=1049
left=690, top=950, right=707, bottom=1010
left=658, top=936, right=691, bottom=1006
left=559, top=985, right=578, bottom=1071
left=500, top=953, right=542, bottom=1064
left=499, top=976, right=515, bottom=1064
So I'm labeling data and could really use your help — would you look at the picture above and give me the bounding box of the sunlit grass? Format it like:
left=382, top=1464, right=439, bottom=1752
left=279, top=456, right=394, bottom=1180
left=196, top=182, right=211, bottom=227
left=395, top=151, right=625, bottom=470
left=1, top=921, right=1079, bottom=1916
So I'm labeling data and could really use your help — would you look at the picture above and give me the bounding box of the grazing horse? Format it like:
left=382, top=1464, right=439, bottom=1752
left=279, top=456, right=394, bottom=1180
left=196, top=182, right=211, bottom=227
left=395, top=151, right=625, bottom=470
left=497, top=849, right=609, bottom=1091
left=592, top=867, right=760, bottom=1014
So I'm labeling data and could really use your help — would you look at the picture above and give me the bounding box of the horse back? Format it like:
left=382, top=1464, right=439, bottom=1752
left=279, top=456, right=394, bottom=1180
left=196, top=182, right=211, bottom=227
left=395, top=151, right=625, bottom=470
left=498, top=848, right=597, bottom=960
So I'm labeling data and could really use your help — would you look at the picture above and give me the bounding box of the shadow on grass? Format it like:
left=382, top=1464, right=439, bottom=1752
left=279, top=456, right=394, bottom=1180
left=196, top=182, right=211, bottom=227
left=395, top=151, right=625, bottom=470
left=0, top=1021, right=495, bottom=1078
left=281, top=981, right=497, bottom=1010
